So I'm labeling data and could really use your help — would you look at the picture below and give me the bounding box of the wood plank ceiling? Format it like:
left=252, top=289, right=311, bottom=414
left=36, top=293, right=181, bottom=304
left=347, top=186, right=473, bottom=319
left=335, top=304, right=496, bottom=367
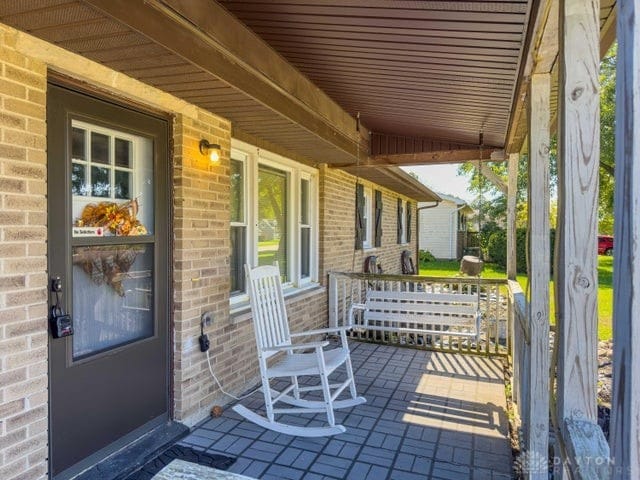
left=218, top=0, right=529, bottom=151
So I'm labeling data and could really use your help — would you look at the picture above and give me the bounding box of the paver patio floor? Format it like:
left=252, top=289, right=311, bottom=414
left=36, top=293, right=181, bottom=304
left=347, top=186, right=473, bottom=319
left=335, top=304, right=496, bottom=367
left=180, top=342, right=513, bottom=479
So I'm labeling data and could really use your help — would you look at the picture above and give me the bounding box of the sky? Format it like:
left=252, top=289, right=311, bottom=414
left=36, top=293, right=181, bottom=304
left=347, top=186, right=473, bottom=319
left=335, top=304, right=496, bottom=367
left=402, top=164, right=474, bottom=202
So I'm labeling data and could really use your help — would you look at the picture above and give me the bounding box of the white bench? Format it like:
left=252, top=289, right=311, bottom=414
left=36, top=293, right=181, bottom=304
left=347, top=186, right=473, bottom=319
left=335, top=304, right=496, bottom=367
left=348, top=289, right=481, bottom=341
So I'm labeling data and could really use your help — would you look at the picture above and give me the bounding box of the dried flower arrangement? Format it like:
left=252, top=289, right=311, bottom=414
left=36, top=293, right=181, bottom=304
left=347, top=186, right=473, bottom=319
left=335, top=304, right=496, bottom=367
left=74, top=199, right=147, bottom=296
left=78, top=198, right=147, bottom=236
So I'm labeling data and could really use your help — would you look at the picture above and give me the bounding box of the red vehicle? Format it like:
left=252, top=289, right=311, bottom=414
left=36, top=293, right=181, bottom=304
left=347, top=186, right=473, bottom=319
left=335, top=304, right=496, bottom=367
left=598, top=235, right=614, bottom=256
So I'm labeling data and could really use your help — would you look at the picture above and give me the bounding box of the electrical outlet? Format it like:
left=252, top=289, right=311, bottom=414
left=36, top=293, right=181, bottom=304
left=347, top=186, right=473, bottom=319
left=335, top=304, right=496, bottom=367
left=201, top=311, right=214, bottom=326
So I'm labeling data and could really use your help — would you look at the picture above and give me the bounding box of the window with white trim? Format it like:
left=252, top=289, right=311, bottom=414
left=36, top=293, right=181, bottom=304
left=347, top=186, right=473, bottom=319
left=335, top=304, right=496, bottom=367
left=230, top=140, right=318, bottom=302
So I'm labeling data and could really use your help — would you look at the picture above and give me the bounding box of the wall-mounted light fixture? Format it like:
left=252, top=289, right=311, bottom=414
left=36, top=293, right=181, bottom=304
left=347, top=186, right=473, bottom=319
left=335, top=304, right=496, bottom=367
left=199, top=139, right=221, bottom=163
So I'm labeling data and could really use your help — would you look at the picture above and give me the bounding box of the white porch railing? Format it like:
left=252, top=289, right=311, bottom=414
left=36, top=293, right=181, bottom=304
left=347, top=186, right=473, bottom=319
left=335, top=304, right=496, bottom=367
left=328, top=272, right=508, bottom=356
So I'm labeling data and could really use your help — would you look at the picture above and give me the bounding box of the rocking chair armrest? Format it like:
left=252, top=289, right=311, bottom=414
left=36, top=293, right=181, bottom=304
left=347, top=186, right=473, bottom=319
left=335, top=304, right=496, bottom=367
left=290, top=327, right=351, bottom=338
left=262, top=341, right=329, bottom=353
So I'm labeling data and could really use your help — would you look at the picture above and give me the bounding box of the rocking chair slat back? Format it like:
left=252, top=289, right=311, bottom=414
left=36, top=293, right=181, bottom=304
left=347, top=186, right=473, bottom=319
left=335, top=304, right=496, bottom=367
left=245, top=264, right=291, bottom=357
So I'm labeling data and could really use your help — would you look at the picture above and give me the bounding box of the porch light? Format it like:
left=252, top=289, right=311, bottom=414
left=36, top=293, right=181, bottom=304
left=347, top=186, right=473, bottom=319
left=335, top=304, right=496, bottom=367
left=199, top=139, right=221, bottom=163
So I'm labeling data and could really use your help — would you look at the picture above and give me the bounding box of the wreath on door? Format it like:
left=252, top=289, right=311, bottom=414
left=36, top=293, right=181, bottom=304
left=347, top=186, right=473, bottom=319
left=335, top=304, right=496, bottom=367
left=74, top=199, right=148, bottom=296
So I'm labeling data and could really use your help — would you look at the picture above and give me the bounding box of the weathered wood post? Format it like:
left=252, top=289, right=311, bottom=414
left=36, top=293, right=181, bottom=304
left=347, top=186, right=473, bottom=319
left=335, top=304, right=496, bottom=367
left=556, top=0, right=603, bottom=477
left=526, top=72, right=551, bottom=480
left=507, top=153, right=519, bottom=281
left=611, top=1, right=640, bottom=478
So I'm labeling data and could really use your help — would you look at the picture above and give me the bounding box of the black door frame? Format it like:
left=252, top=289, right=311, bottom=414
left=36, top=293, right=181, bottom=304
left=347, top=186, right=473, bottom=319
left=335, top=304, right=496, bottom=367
left=46, top=78, right=173, bottom=480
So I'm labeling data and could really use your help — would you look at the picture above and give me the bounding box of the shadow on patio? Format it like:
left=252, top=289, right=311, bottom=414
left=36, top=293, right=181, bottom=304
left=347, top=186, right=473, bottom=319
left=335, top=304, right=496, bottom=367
left=180, top=342, right=513, bottom=480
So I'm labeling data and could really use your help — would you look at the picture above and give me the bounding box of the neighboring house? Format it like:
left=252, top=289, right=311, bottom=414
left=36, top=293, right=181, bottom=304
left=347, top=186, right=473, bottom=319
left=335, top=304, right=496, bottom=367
left=418, top=194, right=474, bottom=260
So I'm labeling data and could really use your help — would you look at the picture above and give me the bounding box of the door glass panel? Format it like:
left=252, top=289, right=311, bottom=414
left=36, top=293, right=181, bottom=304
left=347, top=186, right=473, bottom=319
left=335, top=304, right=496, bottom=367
left=91, top=132, right=110, bottom=164
left=114, top=170, right=131, bottom=200
left=71, top=120, right=154, bottom=235
left=91, top=166, right=110, bottom=197
left=70, top=120, right=156, bottom=361
left=72, top=163, right=87, bottom=196
left=72, top=244, right=154, bottom=360
left=115, top=138, right=132, bottom=167
left=72, top=127, right=86, bottom=160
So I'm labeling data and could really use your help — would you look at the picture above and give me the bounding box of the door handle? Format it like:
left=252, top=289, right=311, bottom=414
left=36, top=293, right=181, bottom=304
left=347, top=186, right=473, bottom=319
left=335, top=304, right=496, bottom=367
left=50, top=276, right=73, bottom=338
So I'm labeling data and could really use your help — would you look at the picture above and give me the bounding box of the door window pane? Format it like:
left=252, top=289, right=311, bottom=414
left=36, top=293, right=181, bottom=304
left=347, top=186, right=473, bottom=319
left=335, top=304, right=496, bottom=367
left=91, top=132, right=110, bottom=164
left=115, top=138, right=132, bottom=167
left=114, top=170, right=132, bottom=200
left=258, top=165, right=288, bottom=281
left=72, top=244, right=154, bottom=360
left=72, top=163, right=87, bottom=196
left=72, top=127, right=86, bottom=160
left=91, top=166, right=110, bottom=197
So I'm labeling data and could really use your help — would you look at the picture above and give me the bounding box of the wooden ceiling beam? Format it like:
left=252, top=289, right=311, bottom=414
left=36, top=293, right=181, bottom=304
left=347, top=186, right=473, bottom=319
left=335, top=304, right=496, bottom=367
left=334, top=147, right=504, bottom=168
left=84, top=0, right=361, bottom=158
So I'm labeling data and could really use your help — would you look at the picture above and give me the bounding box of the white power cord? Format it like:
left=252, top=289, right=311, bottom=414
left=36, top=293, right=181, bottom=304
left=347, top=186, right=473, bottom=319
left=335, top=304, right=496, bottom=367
left=205, top=349, right=261, bottom=401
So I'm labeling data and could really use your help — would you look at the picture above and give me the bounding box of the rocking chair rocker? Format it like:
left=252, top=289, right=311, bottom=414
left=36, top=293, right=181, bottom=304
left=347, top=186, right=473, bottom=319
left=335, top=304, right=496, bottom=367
left=232, top=264, right=366, bottom=437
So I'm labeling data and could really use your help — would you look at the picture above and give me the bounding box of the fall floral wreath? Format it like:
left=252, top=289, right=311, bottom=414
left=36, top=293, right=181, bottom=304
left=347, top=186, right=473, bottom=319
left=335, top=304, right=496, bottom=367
left=75, top=199, right=147, bottom=296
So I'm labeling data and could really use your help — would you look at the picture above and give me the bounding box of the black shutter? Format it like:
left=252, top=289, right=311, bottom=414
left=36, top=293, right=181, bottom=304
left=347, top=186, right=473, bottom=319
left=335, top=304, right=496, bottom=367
left=397, top=198, right=403, bottom=244
left=374, top=190, right=383, bottom=247
left=355, top=183, right=364, bottom=250
left=406, top=202, right=412, bottom=243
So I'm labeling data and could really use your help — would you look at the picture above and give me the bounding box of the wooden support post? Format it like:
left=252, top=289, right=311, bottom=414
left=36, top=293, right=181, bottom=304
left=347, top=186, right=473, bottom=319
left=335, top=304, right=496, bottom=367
left=507, top=153, right=519, bottom=280
left=526, top=73, right=551, bottom=480
left=556, top=0, right=600, bottom=476
left=611, top=1, right=640, bottom=478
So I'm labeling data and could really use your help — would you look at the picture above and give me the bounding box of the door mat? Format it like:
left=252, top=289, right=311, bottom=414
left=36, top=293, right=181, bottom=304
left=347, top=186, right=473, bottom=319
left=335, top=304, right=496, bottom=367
left=124, top=445, right=235, bottom=480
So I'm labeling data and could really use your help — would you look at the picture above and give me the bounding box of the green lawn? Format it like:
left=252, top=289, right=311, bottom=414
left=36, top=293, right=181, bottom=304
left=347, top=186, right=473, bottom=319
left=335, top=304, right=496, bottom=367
left=419, top=257, right=613, bottom=340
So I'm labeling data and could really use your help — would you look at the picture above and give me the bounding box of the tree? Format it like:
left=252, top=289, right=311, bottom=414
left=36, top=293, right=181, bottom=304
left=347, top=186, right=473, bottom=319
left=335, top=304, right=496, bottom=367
left=457, top=42, right=616, bottom=236
left=599, top=43, right=616, bottom=234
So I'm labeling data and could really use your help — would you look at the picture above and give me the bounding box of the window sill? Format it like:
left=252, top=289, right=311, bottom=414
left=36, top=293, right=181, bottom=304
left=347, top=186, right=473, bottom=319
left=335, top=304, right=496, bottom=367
left=230, top=283, right=325, bottom=324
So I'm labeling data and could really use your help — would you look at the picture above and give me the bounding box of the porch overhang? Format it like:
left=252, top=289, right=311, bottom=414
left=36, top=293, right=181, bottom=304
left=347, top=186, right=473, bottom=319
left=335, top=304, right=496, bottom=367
left=0, top=0, right=617, bottom=186
left=0, top=0, right=530, bottom=200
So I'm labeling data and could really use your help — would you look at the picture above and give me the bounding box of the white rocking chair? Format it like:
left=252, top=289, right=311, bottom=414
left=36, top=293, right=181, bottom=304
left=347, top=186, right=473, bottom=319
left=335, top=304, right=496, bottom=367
left=232, top=264, right=366, bottom=437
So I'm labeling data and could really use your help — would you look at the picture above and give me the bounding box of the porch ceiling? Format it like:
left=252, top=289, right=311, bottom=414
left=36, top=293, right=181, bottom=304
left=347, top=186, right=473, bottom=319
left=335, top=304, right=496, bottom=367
left=217, top=0, right=529, bottom=148
left=0, top=1, right=617, bottom=181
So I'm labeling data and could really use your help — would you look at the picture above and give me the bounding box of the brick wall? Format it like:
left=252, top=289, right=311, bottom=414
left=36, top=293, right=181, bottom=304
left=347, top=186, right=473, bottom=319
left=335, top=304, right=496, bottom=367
left=171, top=110, right=237, bottom=424
left=171, top=113, right=327, bottom=425
left=0, top=27, right=49, bottom=480
left=319, top=165, right=418, bottom=280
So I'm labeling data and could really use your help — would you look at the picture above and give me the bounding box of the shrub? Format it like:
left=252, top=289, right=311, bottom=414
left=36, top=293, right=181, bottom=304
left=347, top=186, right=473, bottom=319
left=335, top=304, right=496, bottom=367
left=485, top=228, right=555, bottom=274
left=418, top=249, right=436, bottom=266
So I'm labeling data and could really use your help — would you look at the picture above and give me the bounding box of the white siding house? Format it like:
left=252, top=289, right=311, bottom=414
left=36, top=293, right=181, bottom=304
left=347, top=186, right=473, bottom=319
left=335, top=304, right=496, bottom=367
left=419, top=194, right=474, bottom=260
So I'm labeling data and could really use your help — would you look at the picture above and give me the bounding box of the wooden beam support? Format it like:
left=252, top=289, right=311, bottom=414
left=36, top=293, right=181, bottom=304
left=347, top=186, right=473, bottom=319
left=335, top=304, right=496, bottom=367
left=526, top=72, right=551, bottom=480
left=507, top=153, right=519, bottom=280
left=555, top=0, right=600, bottom=475
left=343, top=147, right=502, bottom=168
left=85, top=0, right=360, bottom=157
left=611, top=1, right=640, bottom=478
left=467, top=160, right=508, bottom=195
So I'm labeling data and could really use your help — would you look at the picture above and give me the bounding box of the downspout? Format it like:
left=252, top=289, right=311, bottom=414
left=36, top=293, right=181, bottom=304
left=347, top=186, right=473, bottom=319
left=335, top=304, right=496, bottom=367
left=416, top=201, right=441, bottom=266
left=449, top=205, right=468, bottom=260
